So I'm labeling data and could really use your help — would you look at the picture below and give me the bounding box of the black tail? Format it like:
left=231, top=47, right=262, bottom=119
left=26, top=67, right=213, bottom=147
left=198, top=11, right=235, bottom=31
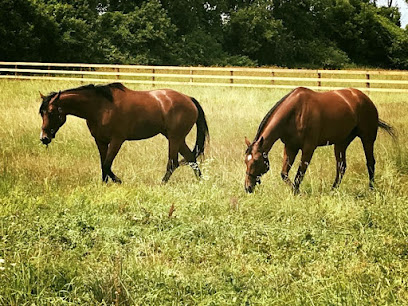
left=379, top=119, right=397, bottom=140
left=191, top=97, right=209, bottom=158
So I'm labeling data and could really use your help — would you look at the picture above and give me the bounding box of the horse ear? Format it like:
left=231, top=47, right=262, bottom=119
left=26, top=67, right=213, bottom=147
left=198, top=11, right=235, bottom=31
left=245, top=137, right=251, bottom=147
left=258, top=136, right=264, bottom=148
left=56, top=90, right=61, bottom=100
left=39, top=91, right=45, bottom=99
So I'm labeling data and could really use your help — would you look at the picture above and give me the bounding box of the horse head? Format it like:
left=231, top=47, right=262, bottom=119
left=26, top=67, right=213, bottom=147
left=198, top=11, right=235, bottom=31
left=244, top=136, right=270, bottom=193
left=39, top=91, right=66, bottom=145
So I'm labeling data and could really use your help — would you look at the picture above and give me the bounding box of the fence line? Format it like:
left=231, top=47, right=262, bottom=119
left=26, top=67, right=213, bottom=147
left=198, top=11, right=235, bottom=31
left=1, top=61, right=408, bottom=93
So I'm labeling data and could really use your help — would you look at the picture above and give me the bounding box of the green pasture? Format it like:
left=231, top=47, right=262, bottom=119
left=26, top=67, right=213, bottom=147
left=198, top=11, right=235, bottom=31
left=0, top=79, right=408, bottom=305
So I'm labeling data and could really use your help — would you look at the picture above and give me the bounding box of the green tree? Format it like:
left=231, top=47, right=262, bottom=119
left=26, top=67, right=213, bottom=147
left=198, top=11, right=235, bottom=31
left=320, top=1, right=407, bottom=68
left=95, top=1, right=178, bottom=64
left=40, top=0, right=101, bottom=62
left=0, top=0, right=59, bottom=61
left=223, top=4, right=288, bottom=65
left=1, top=0, right=408, bottom=68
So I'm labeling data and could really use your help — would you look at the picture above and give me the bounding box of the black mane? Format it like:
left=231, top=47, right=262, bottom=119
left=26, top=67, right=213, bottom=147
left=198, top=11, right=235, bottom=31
left=246, top=89, right=295, bottom=154
left=253, top=89, right=295, bottom=140
left=39, top=82, right=126, bottom=113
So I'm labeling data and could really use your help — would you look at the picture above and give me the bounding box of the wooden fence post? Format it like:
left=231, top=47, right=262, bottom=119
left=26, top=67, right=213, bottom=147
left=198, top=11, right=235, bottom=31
left=152, top=68, right=155, bottom=87
left=230, top=70, right=234, bottom=85
left=190, top=69, right=193, bottom=83
left=116, top=67, right=120, bottom=80
left=271, top=71, right=275, bottom=85
left=317, top=72, right=322, bottom=87
left=365, top=73, right=371, bottom=95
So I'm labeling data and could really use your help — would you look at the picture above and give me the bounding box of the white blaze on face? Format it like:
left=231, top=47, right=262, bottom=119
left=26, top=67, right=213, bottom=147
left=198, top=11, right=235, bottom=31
left=247, top=154, right=253, bottom=162
left=40, top=131, right=43, bottom=139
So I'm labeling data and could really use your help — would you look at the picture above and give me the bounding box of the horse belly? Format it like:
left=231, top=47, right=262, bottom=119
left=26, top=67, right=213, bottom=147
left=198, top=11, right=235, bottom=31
left=127, top=121, right=162, bottom=140
left=317, top=114, right=356, bottom=146
left=116, top=102, right=164, bottom=140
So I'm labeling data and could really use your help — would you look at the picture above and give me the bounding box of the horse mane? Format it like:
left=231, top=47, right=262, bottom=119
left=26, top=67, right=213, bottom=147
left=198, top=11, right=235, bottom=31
left=254, top=89, right=296, bottom=140
left=245, top=89, right=295, bottom=154
left=39, top=82, right=126, bottom=113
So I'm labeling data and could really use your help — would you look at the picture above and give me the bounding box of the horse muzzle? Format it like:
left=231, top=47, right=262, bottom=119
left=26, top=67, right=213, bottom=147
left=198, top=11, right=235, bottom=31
left=245, top=173, right=261, bottom=193
left=245, top=184, right=254, bottom=193
left=40, top=136, right=51, bottom=145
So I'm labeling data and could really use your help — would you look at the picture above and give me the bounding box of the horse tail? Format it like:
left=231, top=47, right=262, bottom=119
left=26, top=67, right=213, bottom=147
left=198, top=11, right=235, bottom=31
left=378, top=119, right=397, bottom=140
left=190, top=97, right=209, bottom=158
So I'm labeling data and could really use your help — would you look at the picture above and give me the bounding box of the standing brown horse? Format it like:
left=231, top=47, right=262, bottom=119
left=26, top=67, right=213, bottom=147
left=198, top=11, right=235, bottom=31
left=244, top=87, right=395, bottom=193
left=39, top=83, right=209, bottom=183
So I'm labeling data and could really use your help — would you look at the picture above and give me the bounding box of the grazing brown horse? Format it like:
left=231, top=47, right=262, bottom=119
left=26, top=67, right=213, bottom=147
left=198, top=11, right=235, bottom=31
left=39, top=83, right=209, bottom=183
left=244, top=87, right=395, bottom=193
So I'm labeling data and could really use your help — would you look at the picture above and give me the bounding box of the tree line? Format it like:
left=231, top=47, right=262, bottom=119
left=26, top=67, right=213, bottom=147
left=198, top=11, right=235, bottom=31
left=1, top=0, right=408, bottom=69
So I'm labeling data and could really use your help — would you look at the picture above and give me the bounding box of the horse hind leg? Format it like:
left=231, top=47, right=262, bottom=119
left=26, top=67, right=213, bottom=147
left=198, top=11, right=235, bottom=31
left=162, top=138, right=181, bottom=183
left=361, top=139, right=376, bottom=189
left=332, top=144, right=348, bottom=189
left=332, top=134, right=356, bottom=189
left=179, top=141, right=202, bottom=179
left=354, top=104, right=378, bottom=189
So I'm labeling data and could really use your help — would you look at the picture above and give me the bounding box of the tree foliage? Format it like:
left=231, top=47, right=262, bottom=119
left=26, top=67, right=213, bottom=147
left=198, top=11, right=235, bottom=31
left=1, top=0, right=408, bottom=68
left=95, top=1, right=178, bottom=64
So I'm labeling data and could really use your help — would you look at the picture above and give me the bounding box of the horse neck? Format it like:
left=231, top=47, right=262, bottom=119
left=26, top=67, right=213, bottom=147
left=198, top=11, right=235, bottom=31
left=59, top=92, right=99, bottom=121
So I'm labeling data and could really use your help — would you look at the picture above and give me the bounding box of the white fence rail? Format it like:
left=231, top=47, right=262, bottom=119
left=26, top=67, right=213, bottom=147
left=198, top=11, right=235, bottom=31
left=1, top=61, right=408, bottom=93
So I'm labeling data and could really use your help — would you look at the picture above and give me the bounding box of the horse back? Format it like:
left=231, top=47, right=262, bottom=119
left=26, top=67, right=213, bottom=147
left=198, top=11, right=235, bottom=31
left=113, top=88, right=196, bottom=114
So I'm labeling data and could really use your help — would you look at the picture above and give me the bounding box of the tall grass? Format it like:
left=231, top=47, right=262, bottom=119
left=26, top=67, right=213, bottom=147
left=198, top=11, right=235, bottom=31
left=0, top=79, right=408, bottom=304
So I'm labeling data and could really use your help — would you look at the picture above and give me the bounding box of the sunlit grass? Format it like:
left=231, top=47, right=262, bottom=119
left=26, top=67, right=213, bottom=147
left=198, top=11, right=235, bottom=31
left=0, top=79, right=408, bottom=304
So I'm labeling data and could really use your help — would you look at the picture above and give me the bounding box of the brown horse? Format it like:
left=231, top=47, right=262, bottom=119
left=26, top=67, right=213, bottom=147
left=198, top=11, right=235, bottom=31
left=39, top=83, right=209, bottom=183
left=244, top=87, right=395, bottom=193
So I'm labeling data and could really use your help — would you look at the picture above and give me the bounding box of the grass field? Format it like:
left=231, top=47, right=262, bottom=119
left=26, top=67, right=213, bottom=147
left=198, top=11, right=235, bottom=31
left=1, top=79, right=408, bottom=305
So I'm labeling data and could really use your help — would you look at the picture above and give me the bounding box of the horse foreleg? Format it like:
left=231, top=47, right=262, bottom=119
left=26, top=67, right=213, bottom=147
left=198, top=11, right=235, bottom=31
left=179, top=141, right=201, bottom=179
left=281, top=145, right=298, bottom=187
left=102, top=138, right=124, bottom=183
left=293, top=147, right=315, bottom=194
left=162, top=138, right=180, bottom=183
left=95, top=139, right=109, bottom=182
